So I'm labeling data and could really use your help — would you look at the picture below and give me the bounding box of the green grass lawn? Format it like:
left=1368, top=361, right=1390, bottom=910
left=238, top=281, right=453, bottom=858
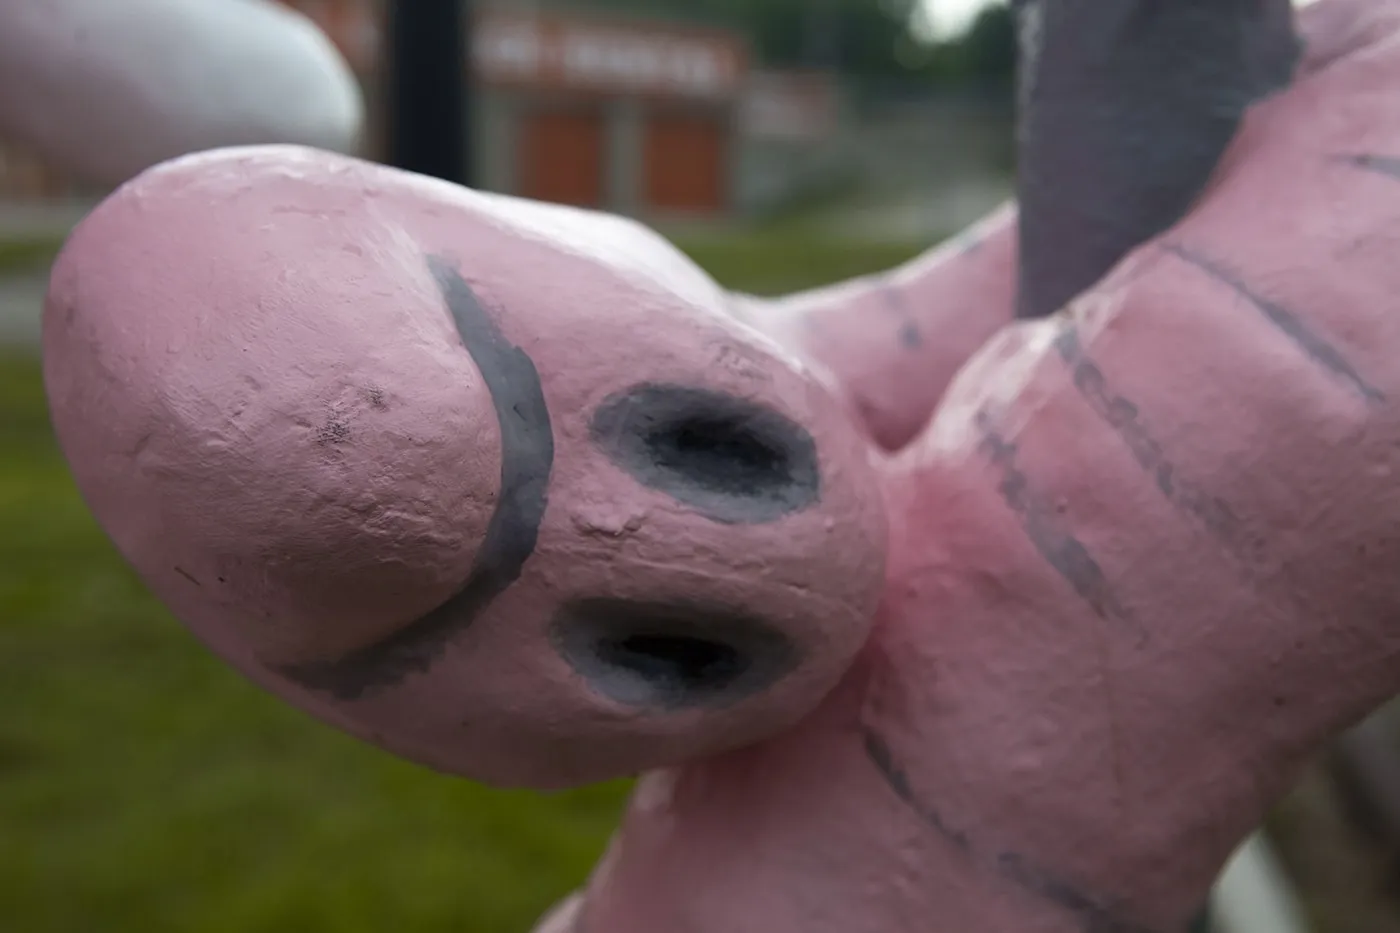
left=0, top=233, right=930, bottom=933
left=0, top=236, right=66, bottom=276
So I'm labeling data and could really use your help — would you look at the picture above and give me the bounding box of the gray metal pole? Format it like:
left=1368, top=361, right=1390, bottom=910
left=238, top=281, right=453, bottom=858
left=1010, top=0, right=1299, bottom=320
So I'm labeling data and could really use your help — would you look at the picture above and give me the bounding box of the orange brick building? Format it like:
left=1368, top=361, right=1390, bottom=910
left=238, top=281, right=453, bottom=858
left=0, top=1, right=754, bottom=216
left=469, top=6, right=749, bottom=214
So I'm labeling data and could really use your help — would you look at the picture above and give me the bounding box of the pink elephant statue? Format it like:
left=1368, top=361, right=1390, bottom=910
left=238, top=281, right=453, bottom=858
left=0, top=0, right=363, bottom=186
left=37, top=0, right=1400, bottom=930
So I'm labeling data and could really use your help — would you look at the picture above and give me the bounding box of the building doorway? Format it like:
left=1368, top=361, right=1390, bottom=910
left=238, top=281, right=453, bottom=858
left=520, top=105, right=606, bottom=208
left=642, top=111, right=728, bottom=214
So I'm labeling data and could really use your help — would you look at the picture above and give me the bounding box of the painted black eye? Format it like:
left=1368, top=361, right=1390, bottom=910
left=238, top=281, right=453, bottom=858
left=551, top=598, right=798, bottom=710
left=590, top=384, right=820, bottom=524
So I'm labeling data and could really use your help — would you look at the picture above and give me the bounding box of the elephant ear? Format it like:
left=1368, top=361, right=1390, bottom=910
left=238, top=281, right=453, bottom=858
left=1013, top=0, right=1301, bottom=320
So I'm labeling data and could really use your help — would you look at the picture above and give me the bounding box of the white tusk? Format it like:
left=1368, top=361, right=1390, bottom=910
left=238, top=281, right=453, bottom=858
left=1211, top=832, right=1311, bottom=933
left=0, top=0, right=366, bottom=187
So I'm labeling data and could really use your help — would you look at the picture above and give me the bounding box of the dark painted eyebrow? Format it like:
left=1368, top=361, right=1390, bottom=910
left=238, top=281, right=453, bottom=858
left=1014, top=0, right=1300, bottom=319
left=275, top=257, right=555, bottom=701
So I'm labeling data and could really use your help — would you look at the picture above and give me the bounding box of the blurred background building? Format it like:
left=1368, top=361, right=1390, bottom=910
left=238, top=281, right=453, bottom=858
left=0, top=0, right=1016, bottom=234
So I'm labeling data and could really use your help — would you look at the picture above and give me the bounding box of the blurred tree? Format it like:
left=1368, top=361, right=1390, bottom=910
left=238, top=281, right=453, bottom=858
left=581, top=0, right=1000, bottom=81
left=954, top=4, right=1016, bottom=82
left=922, top=4, right=1017, bottom=85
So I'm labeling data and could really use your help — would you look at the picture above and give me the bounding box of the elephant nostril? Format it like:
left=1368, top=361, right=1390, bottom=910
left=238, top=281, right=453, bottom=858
left=646, top=415, right=789, bottom=497
left=595, top=633, right=748, bottom=694
left=591, top=384, right=820, bottom=525
left=552, top=598, right=799, bottom=710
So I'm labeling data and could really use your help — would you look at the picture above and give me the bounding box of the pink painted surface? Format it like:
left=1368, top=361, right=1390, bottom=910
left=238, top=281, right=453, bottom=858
left=43, top=150, right=887, bottom=789
left=737, top=203, right=1018, bottom=452
left=37, top=0, right=1400, bottom=929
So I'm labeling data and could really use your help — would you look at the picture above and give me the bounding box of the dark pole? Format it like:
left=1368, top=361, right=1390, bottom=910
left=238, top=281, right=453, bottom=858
left=802, top=0, right=843, bottom=71
left=384, top=0, right=472, bottom=185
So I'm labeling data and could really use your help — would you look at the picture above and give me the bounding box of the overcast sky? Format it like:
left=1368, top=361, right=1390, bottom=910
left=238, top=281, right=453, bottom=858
left=919, top=0, right=1322, bottom=41
left=918, top=0, right=999, bottom=40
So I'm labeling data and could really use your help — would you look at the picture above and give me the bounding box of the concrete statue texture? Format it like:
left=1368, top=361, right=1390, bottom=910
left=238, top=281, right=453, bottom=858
left=36, top=0, right=1400, bottom=929
left=0, top=0, right=364, bottom=186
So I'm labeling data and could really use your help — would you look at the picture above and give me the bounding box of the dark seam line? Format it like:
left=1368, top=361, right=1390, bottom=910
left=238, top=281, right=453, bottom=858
left=974, top=410, right=1140, bottom=639
left=1342, top=153, right=1400, bottom=181
left=863, top=725, right=1160, bottom=932
left=1163, top=244, right=1384, bottom=405
left=1051, top=323, right=1261, bottom=568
